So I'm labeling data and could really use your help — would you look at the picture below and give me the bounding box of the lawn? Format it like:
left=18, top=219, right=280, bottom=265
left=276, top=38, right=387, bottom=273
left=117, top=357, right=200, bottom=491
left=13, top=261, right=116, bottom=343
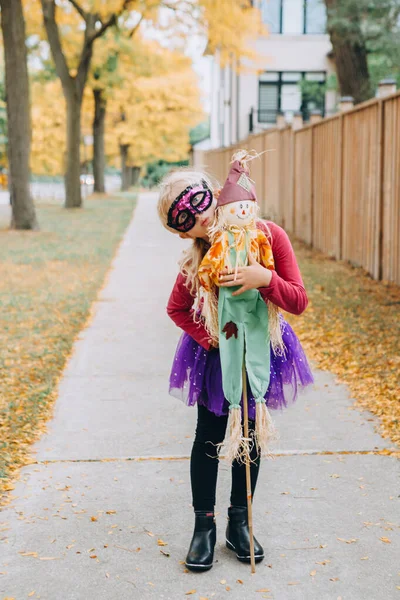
left=286, top=238, right=400, bottom=452
left=0, top=194, right=135, bottom=504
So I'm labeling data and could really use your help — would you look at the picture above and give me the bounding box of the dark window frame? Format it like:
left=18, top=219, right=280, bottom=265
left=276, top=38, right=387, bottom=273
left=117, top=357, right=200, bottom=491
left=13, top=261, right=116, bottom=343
left=262, top=0, right=326, bottom=35
left=258, top=71, right=326, bottom=124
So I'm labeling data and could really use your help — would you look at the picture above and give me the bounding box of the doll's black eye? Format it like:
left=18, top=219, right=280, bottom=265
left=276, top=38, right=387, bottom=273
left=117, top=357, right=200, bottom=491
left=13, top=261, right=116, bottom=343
left=240, top=203, right=243, bottom=209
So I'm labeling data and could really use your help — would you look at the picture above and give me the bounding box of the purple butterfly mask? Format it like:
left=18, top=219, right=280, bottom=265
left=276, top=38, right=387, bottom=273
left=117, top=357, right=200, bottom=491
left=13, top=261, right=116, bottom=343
left=167, top=179, right=213, bottom=233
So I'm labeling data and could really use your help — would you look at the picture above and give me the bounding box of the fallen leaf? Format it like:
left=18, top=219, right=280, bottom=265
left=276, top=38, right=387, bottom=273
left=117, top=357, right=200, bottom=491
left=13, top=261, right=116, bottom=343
left=105, top=573, right=110, bottom=578
left=147, top=582, right=155, bottom=586
left=39, top=557, right=60, bottom=560
left=330, top=474, right=340, bottom=478
left=237, top=579, right=243, bottom=584
left=226, top=586, right=231, bottom=591
left=330, top=577, right=339, bottom=581
left=310, top=570, right=317, bottom=577
left=144, top=529, right=154, bottom=537
left=379, top=537, right=391, bottom=543
left=106, top=510, right=116, bottom=515
left=28, top=592, right=35, bottom=597
left=287, top=582, right=300, bottom=585
left=316, top=560, right=330, bottom=565
left=18, top=552, right=38, bottom=557
left=157, top=539, right=168, bottom=546
left=185, top=591, right=196, bottom=596
left=90, top=516, right=98, bottom=522
left=361, top=556, right=369, bottom=560
left=256, top=589, right=271, bottom=592
left=90, top=555, right=97, bottom=559
left=337, top=537, right=358, bottom=544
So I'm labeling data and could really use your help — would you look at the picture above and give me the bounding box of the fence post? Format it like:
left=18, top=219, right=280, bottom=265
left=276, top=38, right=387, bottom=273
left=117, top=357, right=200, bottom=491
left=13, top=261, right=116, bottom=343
left=377, top=98, right=385, bottom=280
left=276, top=111, right=286, bottom=129
left=309, top=109, right=322, bottom=125
left=292, top=111, right=303, bottom=131
left=339, top=96, right=354, bottom=112
left=377, top=78, right=397, bottom=98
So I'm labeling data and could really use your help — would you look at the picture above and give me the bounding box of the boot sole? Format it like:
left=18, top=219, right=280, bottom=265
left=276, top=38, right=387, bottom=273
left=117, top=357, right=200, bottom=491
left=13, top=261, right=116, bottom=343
left=226, top=539, right=264, bottom=563
left=185, top=561, right=213, bottom=572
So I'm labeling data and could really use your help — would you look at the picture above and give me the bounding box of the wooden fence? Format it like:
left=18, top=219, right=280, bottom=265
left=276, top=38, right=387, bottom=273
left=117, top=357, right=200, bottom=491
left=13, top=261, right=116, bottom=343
left=198, top=91, right=400, bottom=286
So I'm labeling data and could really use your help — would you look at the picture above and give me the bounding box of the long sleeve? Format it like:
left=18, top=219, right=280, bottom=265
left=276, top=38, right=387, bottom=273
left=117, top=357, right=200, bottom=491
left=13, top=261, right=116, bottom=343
left=257, top=220, right=308, bottom=315
left=166, top=271, right=212, bottom=350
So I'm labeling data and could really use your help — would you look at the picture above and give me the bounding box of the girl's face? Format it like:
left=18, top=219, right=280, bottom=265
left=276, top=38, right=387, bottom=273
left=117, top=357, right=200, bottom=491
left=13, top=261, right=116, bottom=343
left=177, top=197, right=217, bottom=241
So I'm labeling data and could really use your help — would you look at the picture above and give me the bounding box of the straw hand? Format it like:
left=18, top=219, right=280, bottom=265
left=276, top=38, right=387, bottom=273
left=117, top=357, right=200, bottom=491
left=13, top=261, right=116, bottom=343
left=219, top=253, right=272, bottom=296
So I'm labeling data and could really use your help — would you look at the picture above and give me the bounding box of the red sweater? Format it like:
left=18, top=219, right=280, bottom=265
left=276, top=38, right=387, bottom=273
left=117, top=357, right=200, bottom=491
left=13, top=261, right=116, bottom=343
left=166, top=220, right=308, bottom=351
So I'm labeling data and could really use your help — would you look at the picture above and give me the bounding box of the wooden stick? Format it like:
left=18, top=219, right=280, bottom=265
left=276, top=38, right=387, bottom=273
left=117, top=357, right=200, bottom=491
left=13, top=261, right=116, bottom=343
left=242, top=361, right=256, bottom=573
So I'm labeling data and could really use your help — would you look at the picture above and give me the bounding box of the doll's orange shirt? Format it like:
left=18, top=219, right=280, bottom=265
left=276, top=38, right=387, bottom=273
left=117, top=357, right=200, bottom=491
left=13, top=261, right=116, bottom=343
left=167, top=220, right=308, bottom=350
left=198, top=226, right=275, bottom=292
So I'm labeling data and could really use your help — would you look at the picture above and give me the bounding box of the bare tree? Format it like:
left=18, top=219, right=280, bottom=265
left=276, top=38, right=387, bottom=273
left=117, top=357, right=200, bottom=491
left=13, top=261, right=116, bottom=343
left=0, top=0, right=38, bottom=229
left=40, top=0, right=129, bottom=208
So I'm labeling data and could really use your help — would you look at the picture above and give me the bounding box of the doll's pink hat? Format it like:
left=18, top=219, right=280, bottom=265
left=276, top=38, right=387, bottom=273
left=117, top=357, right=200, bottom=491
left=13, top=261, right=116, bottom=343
left=217, top=154, right=258, bottom=207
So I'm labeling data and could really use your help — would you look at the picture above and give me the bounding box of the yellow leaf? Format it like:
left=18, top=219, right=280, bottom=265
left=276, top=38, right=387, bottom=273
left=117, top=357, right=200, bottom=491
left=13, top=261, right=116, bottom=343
left=185, top=591, right=196, bottom=596
left=310, top=570, right=317, bottom=576
left=380, top=537, right=391, bottom=543
left=256, top=590, right=271, bottom=592
left=106, top=510, right=116, bottom=514
left=157, top=539, right=168, bottom=546
left=28, top=593, right=35, bottom=598
left=90, top=516, right=98, bottom=522
left=237, top=579, right=243, bottom=584
left=220, top=579, right=227, bottom=584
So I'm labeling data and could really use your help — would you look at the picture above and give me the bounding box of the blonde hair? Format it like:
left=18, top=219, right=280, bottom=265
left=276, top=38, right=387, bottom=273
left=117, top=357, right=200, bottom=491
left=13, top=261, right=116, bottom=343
left=157, top=167, right=220, bottom=298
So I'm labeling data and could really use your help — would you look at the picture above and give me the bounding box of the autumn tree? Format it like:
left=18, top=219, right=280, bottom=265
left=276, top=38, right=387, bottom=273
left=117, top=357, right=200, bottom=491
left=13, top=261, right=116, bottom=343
left=0, top=0, right=38, bottom=229
left=39, top=0, right=135, bottom=207
left=36, top=0, right=264, bottom=206
left=325, top=0, right=400, bottom=103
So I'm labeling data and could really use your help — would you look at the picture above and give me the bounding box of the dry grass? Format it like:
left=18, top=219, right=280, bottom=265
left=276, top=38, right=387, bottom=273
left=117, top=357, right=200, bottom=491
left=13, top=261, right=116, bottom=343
left=286, top=238, right=400, bottom=451
left=0, top=194, right=135, bottom=503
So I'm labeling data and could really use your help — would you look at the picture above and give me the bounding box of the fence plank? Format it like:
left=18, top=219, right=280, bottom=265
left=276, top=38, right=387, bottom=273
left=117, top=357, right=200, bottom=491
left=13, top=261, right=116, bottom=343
left=201, top=90, right=400, bottom=285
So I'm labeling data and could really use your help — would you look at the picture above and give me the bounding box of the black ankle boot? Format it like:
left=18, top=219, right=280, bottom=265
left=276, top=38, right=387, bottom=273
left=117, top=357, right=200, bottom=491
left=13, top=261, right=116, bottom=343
left=185, top=510, right=216, bottom=572
left=226, top=505, right=264, bottom=563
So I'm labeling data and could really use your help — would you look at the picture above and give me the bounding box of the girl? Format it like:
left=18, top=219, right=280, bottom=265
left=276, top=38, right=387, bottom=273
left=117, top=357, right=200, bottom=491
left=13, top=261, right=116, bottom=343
left=157, top=165, right=313, bottom=572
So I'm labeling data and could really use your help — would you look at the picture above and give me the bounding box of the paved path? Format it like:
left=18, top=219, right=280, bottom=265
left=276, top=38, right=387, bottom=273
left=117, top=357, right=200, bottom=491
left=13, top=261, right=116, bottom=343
left=1, top=193, right=399, bottom=600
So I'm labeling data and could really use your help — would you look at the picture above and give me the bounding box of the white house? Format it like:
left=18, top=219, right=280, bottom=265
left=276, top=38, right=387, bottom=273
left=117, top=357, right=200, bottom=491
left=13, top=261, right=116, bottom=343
left=207, top=0, right=336, bottom=150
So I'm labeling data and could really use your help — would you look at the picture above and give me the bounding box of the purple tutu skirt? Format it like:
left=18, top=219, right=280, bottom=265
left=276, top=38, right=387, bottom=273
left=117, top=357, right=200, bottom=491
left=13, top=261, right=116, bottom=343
left=169, top=317, right=314, bottom=421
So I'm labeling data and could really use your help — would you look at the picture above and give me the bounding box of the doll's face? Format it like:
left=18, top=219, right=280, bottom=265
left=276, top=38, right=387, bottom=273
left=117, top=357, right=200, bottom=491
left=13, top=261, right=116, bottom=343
left=221, top=200, right=255, bottom=226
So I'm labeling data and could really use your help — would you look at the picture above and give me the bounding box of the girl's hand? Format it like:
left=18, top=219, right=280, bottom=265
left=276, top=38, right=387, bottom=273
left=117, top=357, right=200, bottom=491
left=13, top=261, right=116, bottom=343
left=219, top=253, right=273, bottom=296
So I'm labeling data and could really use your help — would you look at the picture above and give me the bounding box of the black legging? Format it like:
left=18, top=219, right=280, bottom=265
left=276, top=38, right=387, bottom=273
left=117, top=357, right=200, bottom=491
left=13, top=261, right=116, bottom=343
left=190, top=404, right=261, bottom=512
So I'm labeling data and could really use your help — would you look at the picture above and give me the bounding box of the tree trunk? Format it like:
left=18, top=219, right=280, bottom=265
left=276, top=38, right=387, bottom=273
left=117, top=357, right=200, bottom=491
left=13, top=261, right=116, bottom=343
left=130, top=166, right=140, bottom=187
left=120, top=144, right=130, bottom=190
left=93, top=88, right=106, bottom=193
left=0, top=0, right=38, bottom=230
left=65, top=92, right=82, bottom=208
left=325, top=0, right=372, bottom=104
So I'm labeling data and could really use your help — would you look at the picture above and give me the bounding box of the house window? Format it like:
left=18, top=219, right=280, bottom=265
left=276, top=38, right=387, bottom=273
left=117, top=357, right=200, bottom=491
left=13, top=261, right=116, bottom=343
left=258, top=71, right=326, bottom=124
left=261, top=0, right=326, bottom=34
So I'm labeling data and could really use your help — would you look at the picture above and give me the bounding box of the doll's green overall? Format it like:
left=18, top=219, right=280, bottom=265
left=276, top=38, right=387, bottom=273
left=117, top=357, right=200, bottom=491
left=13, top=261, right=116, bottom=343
left=218, top=230, right=278, bottom=462
left=219, top=230, right=270, bottom=408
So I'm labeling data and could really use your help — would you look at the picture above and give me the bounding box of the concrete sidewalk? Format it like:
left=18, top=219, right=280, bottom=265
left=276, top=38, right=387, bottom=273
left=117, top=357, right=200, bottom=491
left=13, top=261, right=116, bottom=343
left=1, top=192, right=399, bottom=600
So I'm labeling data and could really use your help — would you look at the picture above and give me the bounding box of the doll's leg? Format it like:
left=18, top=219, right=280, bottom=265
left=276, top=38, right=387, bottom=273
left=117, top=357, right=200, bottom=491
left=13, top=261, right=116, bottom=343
left=230, top=415, right=261, bottom=507
left=243, top=294, right=271, bottom=399
left=218, top=287, right=245, bottom=408
left=190, top=404, right=228, bottom=511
